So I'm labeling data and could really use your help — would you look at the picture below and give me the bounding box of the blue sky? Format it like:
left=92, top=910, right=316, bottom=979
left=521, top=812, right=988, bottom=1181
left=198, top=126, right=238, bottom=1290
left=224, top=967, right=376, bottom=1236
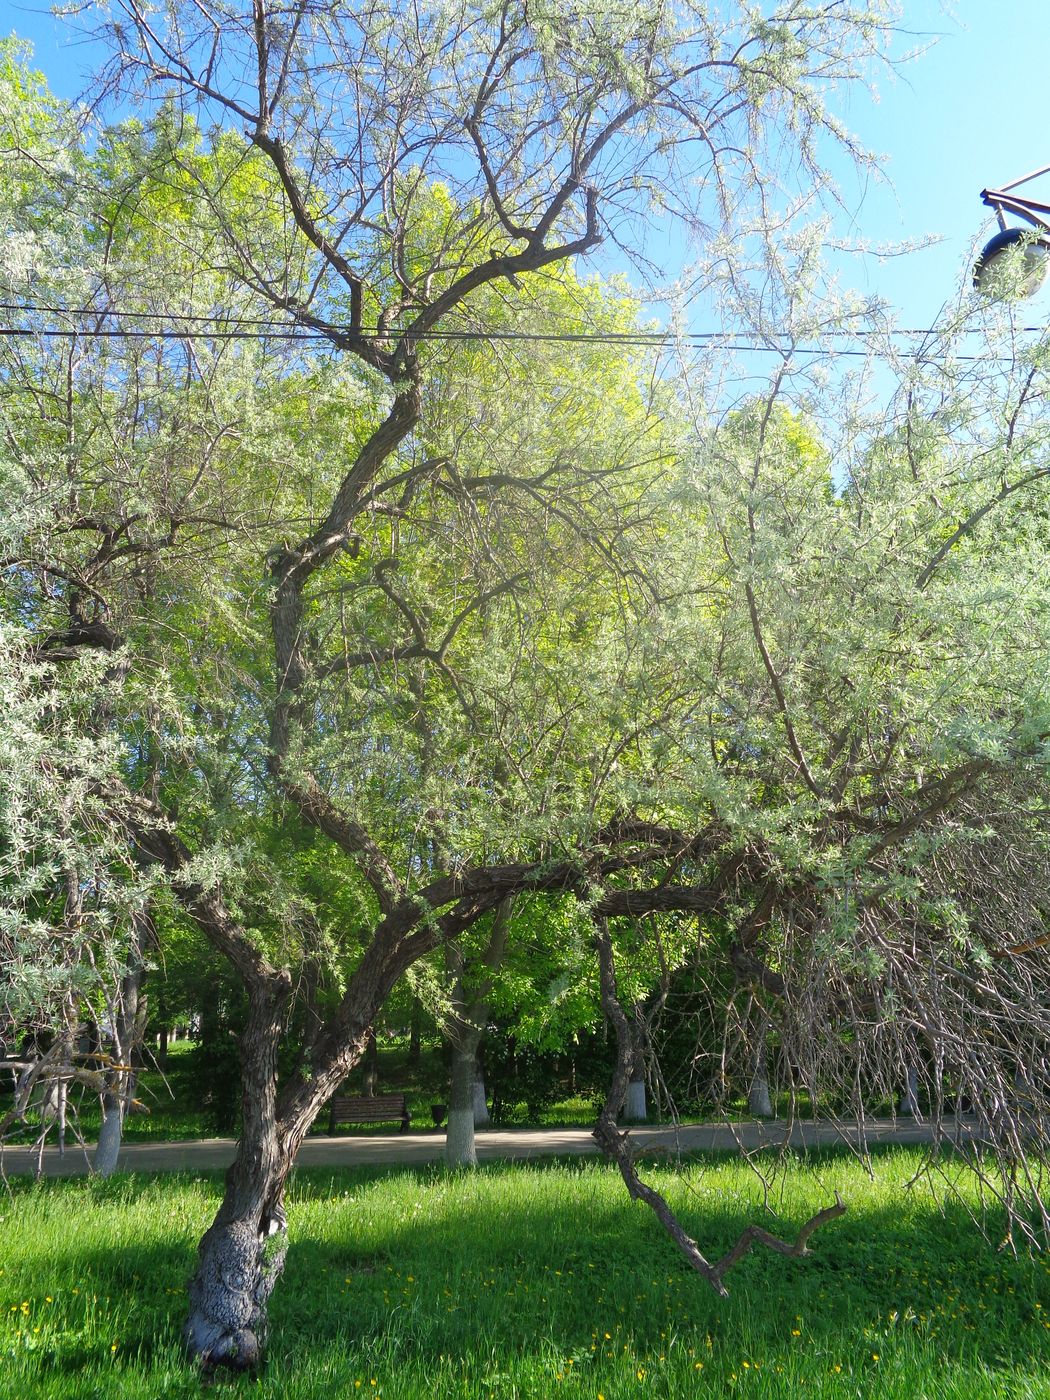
left=6, top=1, right=1050, bottom=330
left=828, top=2, right=1050, bottom=325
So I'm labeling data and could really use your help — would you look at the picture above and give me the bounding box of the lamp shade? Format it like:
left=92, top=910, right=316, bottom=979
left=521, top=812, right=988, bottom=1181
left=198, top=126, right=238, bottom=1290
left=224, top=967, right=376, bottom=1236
left=973, top=226, right=1050, bottom=297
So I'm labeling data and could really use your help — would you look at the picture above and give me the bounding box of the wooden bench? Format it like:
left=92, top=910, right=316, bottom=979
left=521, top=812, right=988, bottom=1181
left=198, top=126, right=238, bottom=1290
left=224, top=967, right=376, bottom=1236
left=328, top=1093, right=411, bottom=1135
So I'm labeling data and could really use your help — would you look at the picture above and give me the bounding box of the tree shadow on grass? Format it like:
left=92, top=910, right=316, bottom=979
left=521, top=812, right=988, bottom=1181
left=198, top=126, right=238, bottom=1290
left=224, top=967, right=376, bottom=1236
left=271, top=1151, right=1050, bottom=1376
left=7, top=1150, right=1050, bottom=1388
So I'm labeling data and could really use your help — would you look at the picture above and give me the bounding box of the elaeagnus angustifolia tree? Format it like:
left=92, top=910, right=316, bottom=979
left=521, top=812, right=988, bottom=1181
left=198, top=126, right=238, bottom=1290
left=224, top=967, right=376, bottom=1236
left=12, top=2, right=1015, bottom=1373
left=69, top=2, right=905, bottom=1367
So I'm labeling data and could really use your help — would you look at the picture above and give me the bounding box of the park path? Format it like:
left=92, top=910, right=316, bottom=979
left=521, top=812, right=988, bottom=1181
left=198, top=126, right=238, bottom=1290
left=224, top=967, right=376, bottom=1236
left=1, top=1117, right=983, bottom=1178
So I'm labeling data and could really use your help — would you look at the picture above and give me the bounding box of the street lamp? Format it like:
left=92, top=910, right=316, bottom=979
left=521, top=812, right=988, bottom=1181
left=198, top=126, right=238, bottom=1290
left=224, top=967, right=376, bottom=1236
left=974, top=164, right=1050, bottom=296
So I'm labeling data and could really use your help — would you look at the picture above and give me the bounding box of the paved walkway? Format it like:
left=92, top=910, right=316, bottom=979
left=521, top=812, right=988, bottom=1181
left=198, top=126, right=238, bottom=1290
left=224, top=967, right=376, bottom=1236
left=1, top=1117, right=985, bottom=1178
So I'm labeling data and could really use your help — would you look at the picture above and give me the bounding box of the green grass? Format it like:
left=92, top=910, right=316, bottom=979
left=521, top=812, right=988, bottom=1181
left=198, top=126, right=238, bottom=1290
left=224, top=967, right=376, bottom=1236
left=3, top=1149, right=1050, bottom=1398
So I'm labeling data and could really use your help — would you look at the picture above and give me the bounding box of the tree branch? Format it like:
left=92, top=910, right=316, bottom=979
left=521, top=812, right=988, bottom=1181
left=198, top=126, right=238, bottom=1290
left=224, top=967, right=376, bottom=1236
left=592, top=920, right=844, bottom=1296
left=281, top=778, right=402, bottom=916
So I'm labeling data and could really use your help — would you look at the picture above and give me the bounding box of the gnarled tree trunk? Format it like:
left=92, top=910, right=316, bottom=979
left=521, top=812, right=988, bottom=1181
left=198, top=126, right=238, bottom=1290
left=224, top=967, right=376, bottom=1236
left=183, top=975, right=293, bottom=1372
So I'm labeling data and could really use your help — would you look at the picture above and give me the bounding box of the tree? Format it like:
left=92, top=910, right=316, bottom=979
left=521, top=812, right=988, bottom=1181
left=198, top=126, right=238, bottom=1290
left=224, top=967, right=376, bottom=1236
left=442, top=898, right=511, bottom=1167
left=23, top=1, right=1050, bottom=1374
left=79, top=2, right=903, bottom=1370
left=0, top=44, right=159, bottom=1171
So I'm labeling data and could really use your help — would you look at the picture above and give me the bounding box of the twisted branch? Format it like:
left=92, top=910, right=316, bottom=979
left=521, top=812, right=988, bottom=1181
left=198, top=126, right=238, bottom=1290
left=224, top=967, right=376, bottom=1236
left=592, top=919, right=845, bottom=1295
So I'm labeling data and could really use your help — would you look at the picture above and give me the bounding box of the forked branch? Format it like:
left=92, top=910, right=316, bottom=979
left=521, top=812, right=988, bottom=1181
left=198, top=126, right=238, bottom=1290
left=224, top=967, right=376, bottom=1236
left=592, top=920, right=845, bottom=1295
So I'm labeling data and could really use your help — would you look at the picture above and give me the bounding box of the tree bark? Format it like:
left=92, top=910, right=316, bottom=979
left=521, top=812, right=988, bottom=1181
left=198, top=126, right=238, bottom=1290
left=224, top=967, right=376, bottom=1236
left=900, top=1064, right=920, bottom=1117
left=446, top=1022, right=479, bottom=1169
left=444, top=944, right=479, bottom=1167
left=623, top=1010, right=647, bottom=1122
left=183, top=973, right=293, bottom=1372
left=443, top=901, right=511, bottom=1167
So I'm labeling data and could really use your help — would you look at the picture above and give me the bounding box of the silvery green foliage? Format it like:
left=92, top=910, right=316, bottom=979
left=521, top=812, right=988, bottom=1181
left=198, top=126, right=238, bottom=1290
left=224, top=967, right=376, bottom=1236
left=0, top=629, right=150, bottom=1040
left=623, top=226, right=1050, bottom=1231
left=0, top=39, right=93, bottom=307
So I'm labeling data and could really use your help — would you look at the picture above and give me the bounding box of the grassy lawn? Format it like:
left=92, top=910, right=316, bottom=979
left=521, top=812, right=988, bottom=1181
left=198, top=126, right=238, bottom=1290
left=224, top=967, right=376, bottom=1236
left=2, top=1149, right=1050, bottom=1398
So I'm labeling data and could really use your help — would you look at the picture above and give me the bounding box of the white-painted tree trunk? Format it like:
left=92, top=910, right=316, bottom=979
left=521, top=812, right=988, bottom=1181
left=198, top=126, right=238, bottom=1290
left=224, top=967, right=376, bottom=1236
left=94, top=1100, right=124, bottom=1175
left=624, top=1077, right=647, bottom=1121
left=444, top=1105, right=477, bottom=1168
left=93, top=907, right=150, bottom=1176
left=472, top=1067, right=489, bottom=1126
left=900, top=1064, right=920, bottom=1116
left=748, top=1021, right=773, bottom=1118
left=748, top=1065, right=773, bottom=1118
left=621, top=1010, right=647, bottom=1121
left=444, top=948, right=478, bottom=1168
left=443, top=901, right=511, bottom=1166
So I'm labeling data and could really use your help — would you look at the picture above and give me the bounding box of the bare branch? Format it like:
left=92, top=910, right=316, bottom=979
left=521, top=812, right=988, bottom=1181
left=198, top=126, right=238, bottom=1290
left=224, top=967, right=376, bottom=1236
left=592, top=921, right=845, bottom=1296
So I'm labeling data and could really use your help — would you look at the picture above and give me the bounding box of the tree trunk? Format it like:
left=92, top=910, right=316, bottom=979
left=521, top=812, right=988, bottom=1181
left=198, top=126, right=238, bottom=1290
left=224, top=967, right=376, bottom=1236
left=183, top=975, right=293, bottom=1372
left=442, top=901, right=511, bottom=1167
left=900, top=1064, right=920, bottom=1117
left=95, top=905, right=150, bottom=1177
left=362, top=1026, right=378, bottom=1097
left=444, top=944, right=479, bottom=1167
left=623, top=1010, right=647, bottom=1122
left=747, top=1019, right=774, bottom=1119
left=472, top=1058, right=490, bottom=1126
left=624, top=1077, right=647, bottom=1121
left=446, top=1029, right=478, bottom=1168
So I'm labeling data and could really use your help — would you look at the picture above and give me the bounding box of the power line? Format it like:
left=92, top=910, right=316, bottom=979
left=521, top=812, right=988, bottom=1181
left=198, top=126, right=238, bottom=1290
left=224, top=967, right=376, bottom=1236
left=0, top=301, right=1044, bottom=362
left=2, top=302, right=1045, bottom=338
left=0, top=326, right=1021, bottom=362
